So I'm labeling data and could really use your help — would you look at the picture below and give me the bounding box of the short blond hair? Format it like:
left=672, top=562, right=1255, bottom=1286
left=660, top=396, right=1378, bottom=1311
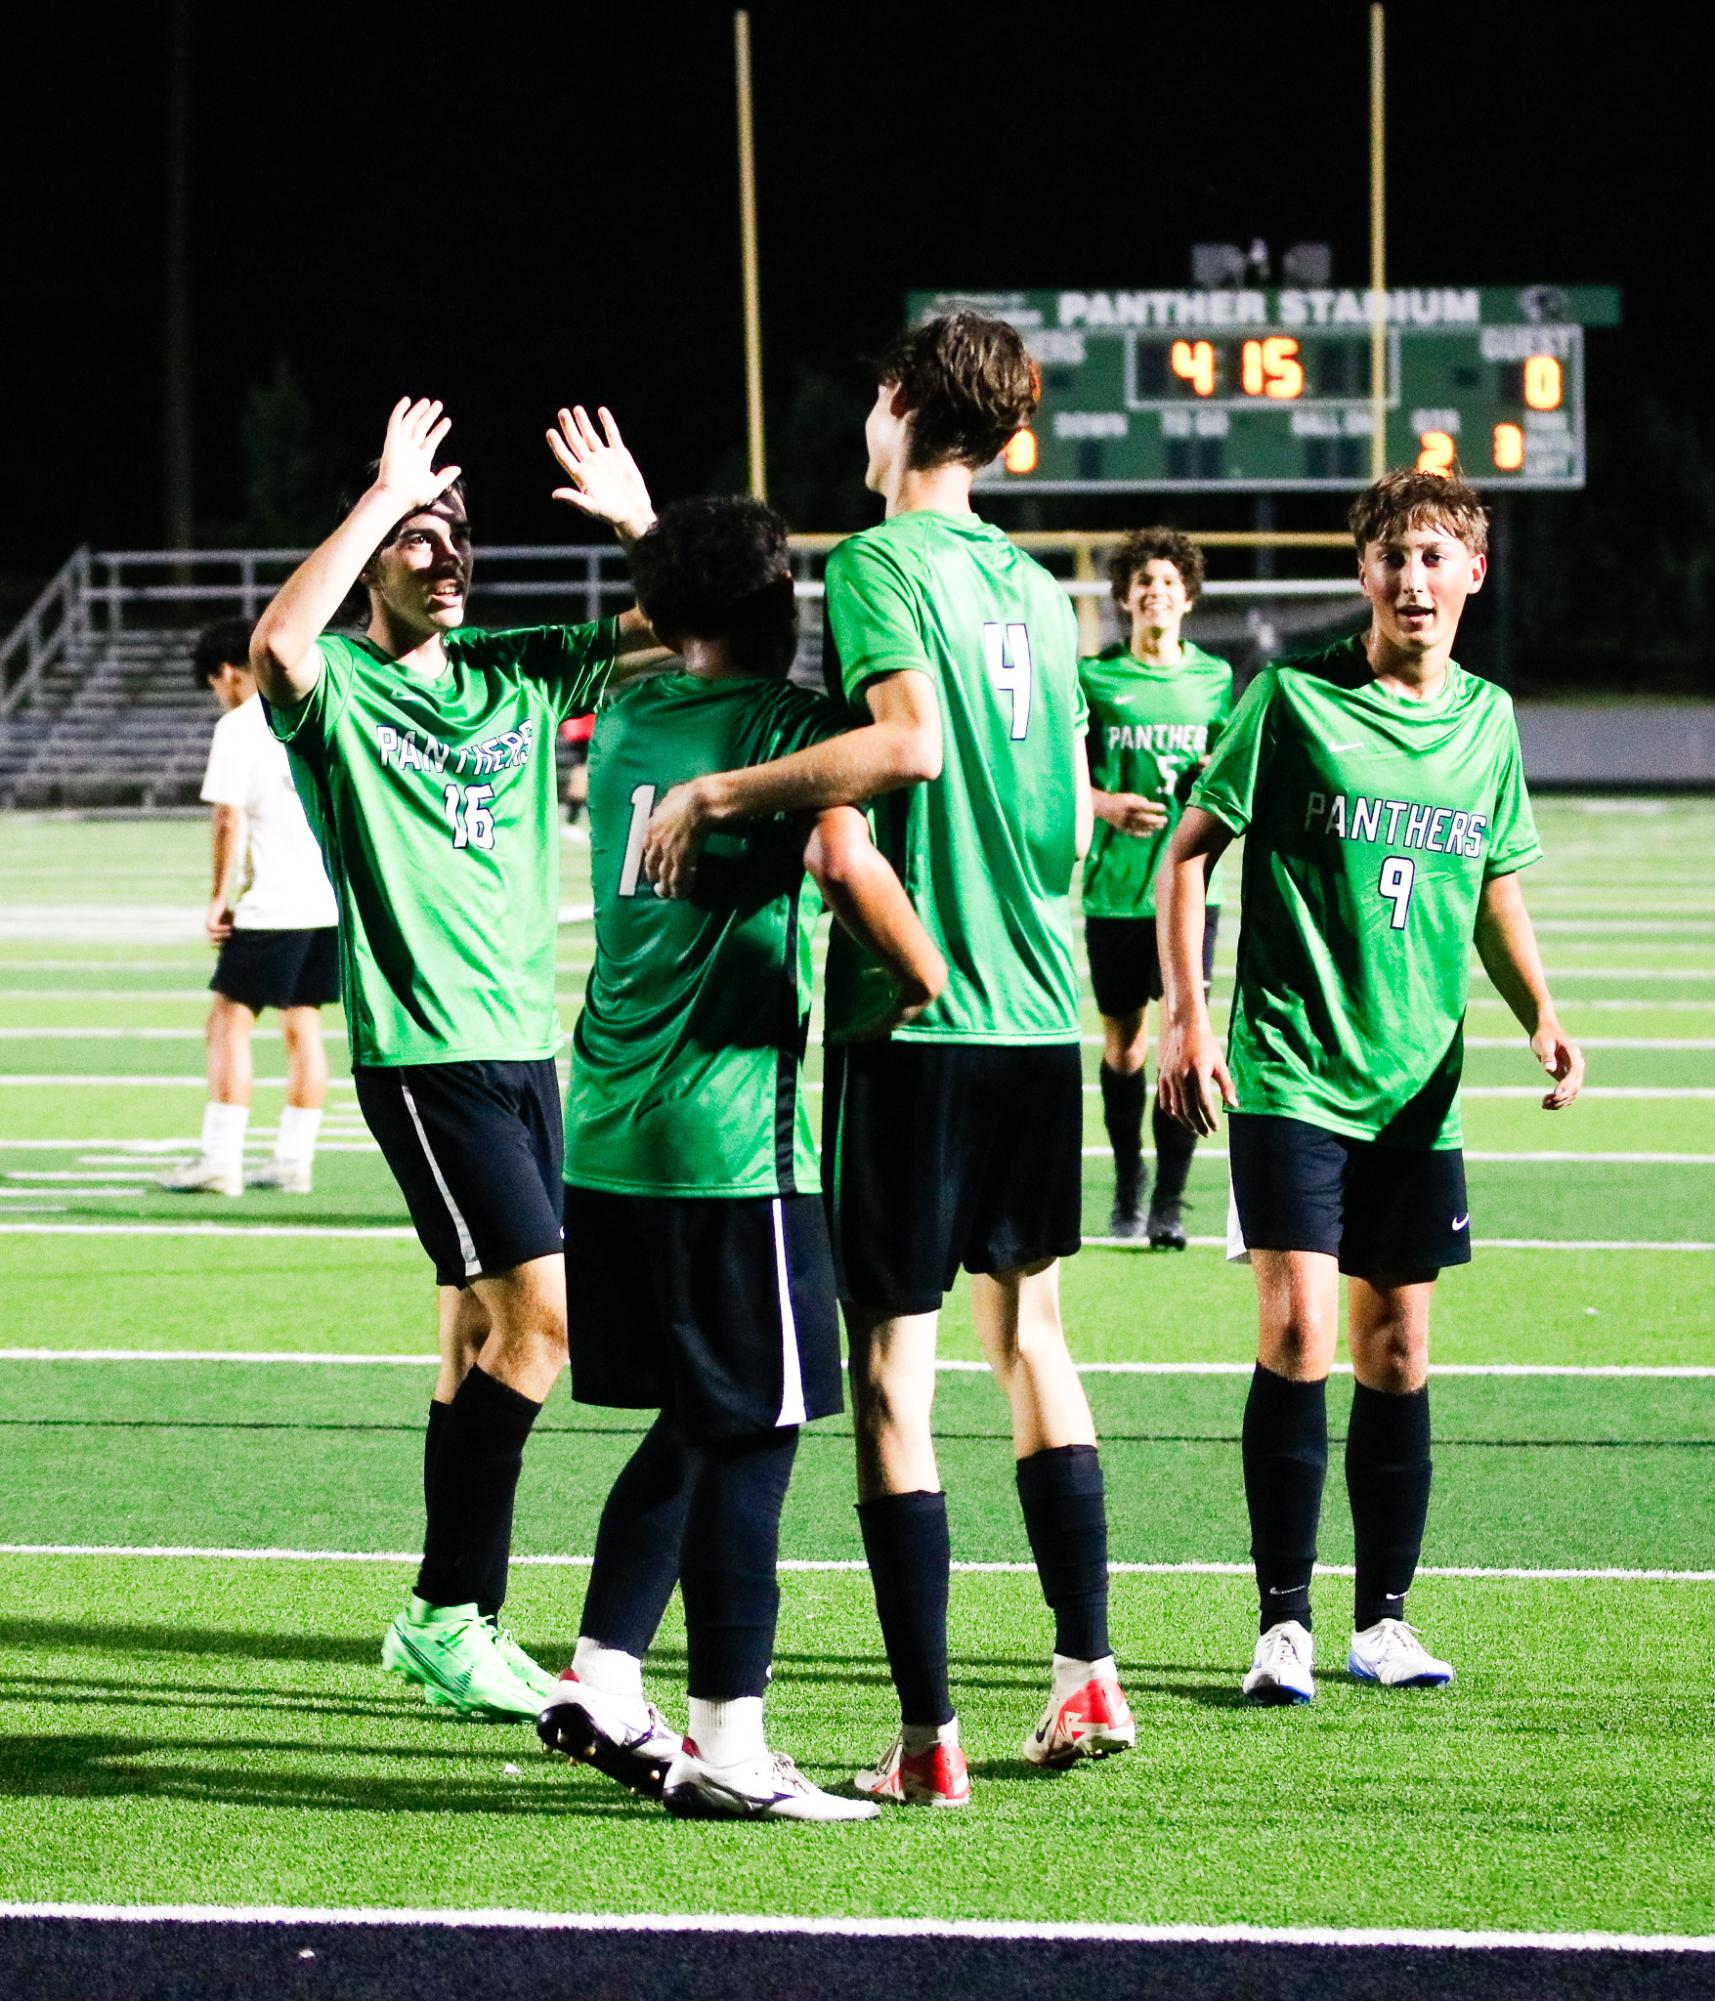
left=1349, top=468, right=1488, bottom=557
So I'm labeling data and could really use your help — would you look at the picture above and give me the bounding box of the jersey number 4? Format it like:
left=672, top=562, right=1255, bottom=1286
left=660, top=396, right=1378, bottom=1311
left=443, top=783, right=496, bottom=851
left=981, top=621, right=1033, bottom=741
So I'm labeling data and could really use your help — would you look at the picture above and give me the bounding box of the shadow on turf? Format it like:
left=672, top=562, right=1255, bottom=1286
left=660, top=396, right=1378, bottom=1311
left=0, top=1731, right=664, bottom=1818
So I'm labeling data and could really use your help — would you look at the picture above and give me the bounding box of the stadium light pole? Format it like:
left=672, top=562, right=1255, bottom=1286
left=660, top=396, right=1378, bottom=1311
left=163, top=0, right=195, bottom=549
left=1368, top=1, right=1387, bottom=479
left=735, top=9, right=767, bottom=501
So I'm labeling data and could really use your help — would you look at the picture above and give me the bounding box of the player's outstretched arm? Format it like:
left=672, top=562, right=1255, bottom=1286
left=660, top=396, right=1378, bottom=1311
left=1475, top=870, right=1585, bottom=1110
left=251, top=398, right=461, bottom=705
left=545, top=405, right=673, bottom=678
left=804, top=807, right=946, bottom=1036
left=546, top=405, right=657, bottom=547
left=643, top=671, right=942, bottom=898
left=1155, top=806, right=1238, bottom=1136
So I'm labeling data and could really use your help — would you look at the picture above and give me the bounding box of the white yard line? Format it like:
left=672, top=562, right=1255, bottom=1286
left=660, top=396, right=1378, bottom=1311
left=0, top=1545, right=1707, bottom=1585
left=3, top=1348, right=1708, bottom=1378
left=0, top=1903, right=1709, bottom=1955
left=0, top=1076, right=354, bottom=1088
left=1072, top=1147, right=1715, bottom=1164
left=0, top=1222, right=1708, bottom=1250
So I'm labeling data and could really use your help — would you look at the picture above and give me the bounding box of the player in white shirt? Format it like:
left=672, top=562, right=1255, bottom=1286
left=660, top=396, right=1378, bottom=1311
left=160, top=620, right=340, bottom=1197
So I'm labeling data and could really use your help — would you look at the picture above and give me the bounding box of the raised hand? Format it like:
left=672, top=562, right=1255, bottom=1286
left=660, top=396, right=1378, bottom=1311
left=546, top=405, right=656, bottom=543
left=374, top=397, right=462, bottom=513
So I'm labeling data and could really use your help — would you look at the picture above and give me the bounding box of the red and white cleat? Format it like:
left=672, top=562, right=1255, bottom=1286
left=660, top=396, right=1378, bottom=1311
left=1021, top=1659, right=1136, bottom=1768
left=853, top=1727, right=971, bottom=1807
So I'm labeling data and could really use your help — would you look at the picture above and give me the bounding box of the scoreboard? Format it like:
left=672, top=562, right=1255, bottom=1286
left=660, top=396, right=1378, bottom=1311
left=907, top=286, right=1620, bottom=492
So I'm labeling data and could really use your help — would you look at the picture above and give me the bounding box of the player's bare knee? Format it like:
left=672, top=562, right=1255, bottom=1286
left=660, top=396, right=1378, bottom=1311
left=1259, top=1316, right=1335, bottom=1381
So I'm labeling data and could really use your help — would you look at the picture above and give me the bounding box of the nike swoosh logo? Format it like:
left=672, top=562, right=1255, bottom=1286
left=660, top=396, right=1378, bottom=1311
left=1452, top=1214, right=1470, bottom=1231
left=1034, top=1725, right=1050, bottom=1743
left=1327, top=740, right=1364, bottom=752
left=1266, top=1585, right=1298, bottom=1596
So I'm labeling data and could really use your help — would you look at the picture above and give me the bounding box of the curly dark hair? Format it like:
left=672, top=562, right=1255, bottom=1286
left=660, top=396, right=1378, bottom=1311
left=1349, top=467, right=1489, bottom=556
left=1108, top=527, right=1206, bottom=612
left=191, top=618, right=256, bottom=687
left=628, top=496, right=797, bottom=673
left=876, top=313, right=1040, bottom=472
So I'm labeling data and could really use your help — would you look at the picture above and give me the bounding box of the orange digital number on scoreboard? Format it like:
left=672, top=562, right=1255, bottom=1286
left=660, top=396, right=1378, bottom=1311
left=1241, top=336, right=1304, bottom=399
left=1523, top=355, right=1563, bottom=411
left=1417, top=431, right=1457, bottom=476
left=1170, top=339, right=1216, bottom=396
left=1493, top=423, right=1525, bottom=471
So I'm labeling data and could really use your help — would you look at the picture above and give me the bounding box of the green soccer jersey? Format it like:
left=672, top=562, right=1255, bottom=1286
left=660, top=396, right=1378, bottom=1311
left=269, top=622, right=616, bottom=1067
left=564, top=671, right=844, bottom=1198
left=822, top=510, right=1085, bottom=1046
left=1190, top=635, right=1542, bottom=1148
left=1080, top=641, right=1234, bottom=918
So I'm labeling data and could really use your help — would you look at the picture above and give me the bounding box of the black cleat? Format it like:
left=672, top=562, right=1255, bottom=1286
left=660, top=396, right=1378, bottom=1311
left=1109, top=1164, right=1148, bottom=1240
left=537, top=1682, right=682, bottom=1801
left=1146, top=1200, right=1188, bottom=1250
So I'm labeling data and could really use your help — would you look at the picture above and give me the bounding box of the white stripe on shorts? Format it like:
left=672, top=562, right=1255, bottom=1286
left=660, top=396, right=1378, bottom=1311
left=771, top=1197, right=807, bottom=1428
left=398, top=1078, right=480, bottom=1281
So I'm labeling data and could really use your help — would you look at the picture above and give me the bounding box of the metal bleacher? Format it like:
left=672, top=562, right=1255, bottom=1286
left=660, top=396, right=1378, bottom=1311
left=0, top=541, right=1365, bottom=811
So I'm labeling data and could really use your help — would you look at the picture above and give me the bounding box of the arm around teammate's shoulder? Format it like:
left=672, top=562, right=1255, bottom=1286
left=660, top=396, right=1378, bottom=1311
left=641, top=670, right=941, bottom=899
left=803, top=806, right=945, bottom=1035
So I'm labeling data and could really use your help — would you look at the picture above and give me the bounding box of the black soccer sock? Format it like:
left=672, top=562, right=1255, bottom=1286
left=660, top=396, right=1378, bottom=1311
left=1151, top=1101, right=1197, bottom=1209
left=415, top=1365, right=542, bottom=1618
left=857, top=1490, right=954, bottom=1727
left=423, top=1398, right=450, bottom=1520
left=1015, top=1444, right=1111, bottom=1662
left=1099, top=1063, right=1147, bottom=1181
left=1346, top=1382, right=1433, bottom=1632
left=580, top=1411, right=696, bottom=1659
left=1242, top=1365, right=1327, bottom=1633
left=680, top=1427, right=799, bottom=1702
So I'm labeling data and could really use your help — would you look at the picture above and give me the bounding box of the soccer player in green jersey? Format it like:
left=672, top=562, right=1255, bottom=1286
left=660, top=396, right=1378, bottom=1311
left=534, top=496, right=944, bottom=1820
left=1081, top=528, right=1233, bottom=1246
left=638, top=316, right=1134, bottom=1804
left=250, top=396, right=663, bottom=1721
left=1157, top=468, right=1585, bottom=1703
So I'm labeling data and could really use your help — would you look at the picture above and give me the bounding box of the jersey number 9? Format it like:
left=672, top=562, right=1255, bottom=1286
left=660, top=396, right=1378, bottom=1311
left=1378, top=855, right=1416, bottom=931
left=981, top=622, right=1034, bottom=741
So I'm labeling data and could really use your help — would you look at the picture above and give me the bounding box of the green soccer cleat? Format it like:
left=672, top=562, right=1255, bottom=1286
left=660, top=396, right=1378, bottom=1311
left=381, top=1596, right=546, bottom=1720
left=491, top=1623, right=564, bottom=1705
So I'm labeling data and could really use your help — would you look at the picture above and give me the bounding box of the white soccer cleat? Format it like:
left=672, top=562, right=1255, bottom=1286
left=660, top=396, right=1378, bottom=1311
left=1243, top=1619, right=1316, bottom=1705
left=537, top=1673, right=684, bottom=1801
left=248, top=1160, right=313, bottom=1194
left=853, top=1729, right=971, bottom=1807
left=663, top=1740, right=880, bottom=1822
left=157, top=1158, right=243, bottom=1198
left=1348, top=1618, right=1454, bottom=1688
left=1022, top=1663, right=1136, bottom=1768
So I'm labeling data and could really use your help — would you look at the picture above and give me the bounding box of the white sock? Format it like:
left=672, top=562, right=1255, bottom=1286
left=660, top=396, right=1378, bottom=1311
left=275, top=1104, right=323, bottom=1167
left=1053, top=1651, right=1117, bottom=1696
left=688, top=1694, right=765, bottom=1766
left=201, top=1101, right=248, bottom=1176
left=572, top=1636, right=644, bottom=1702
left=900, top=1717, right=959, bottom=1757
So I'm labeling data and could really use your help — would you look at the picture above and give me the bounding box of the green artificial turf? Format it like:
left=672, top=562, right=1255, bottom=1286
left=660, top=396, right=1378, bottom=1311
left=0, top=797, right=1710, bottom=1938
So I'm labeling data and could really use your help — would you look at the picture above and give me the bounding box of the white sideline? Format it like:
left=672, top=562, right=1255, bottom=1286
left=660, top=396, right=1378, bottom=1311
left=0, top=1222, right=1710, bottom=1252
left=5, top=1077, right=1715, bottom=1097
left=0, top=1902, right=1710, bottom=1956
left=3, top=1348, right=1710, bottom=1379
left=11, top=1026, right=1714, bottom=1047
left=0, top=1545, right=1709, bottom=1583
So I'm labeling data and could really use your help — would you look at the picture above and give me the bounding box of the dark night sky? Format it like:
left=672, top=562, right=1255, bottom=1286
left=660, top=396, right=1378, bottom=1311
left=6, top=3, right=1695, bottom=575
